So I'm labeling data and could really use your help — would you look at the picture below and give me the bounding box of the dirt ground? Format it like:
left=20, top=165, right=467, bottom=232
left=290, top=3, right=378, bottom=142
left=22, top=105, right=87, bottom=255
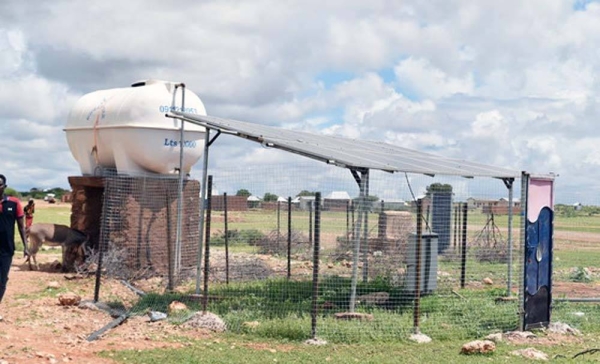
left=0, top=253, right=214, bottom=364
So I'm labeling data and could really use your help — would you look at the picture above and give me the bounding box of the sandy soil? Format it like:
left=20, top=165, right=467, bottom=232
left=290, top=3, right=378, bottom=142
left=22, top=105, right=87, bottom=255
left=0, top=253, right=213, bottom=364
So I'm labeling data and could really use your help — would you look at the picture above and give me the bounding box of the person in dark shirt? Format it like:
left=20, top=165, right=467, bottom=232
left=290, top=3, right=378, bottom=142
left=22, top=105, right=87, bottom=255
left=0, top=174, right=29, bottom=315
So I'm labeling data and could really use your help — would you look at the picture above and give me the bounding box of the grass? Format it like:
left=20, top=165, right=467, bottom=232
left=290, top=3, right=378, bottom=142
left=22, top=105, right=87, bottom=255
left=29, top=204, right=600, bottom=363
left=101, top=335, right=600, bottom=364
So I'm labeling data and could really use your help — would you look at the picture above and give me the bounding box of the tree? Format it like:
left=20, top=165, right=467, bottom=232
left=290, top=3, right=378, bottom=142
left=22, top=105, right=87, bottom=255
left=296, top=190, right=316, bottom=197
left=263, top=192, right=278, bottom=202
left=236, top=189, right=252, bottom=197
left=426, top=183, right=453, bottom=196
left=4, top=187, right=21, bottom=198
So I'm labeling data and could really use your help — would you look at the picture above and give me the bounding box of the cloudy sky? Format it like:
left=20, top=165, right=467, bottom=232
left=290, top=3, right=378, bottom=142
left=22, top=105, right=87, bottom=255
left=1, top=0, right=600, bottom=204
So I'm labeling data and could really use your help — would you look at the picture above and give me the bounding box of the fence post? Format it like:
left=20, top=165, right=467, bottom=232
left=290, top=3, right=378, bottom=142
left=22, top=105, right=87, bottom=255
left=413, top=198, right=423, bottom=332
left=224, top=192, right=229, bottom=285
left=202, top=175, right=213, bottom=313
left=309, top=201, right=313, bottom=248
left=311, top=192, right=322, bottom=339
left=287, top=196, right=292, bottom=280
left=460, top=203, right=468, bottom=289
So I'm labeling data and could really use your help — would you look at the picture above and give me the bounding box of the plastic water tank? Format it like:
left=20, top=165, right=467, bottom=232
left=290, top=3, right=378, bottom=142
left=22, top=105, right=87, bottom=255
left=64, top=80, right=207, bottom=175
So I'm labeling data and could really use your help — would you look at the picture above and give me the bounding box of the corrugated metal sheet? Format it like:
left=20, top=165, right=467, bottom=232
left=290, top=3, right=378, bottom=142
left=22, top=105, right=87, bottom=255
left=174, top=112, right=520, bottom=179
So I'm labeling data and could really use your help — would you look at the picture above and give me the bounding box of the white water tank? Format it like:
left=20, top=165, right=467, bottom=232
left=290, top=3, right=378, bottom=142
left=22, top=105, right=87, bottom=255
left=64, top=80, right=207, bottom=176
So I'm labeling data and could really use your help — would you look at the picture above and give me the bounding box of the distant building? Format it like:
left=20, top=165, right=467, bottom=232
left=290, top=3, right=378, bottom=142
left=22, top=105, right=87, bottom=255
left=324, top=191, right=351, bottom=211
left=573, top=202, right=583, bottom=211
left=247, top=195, right=261, bottom=209
left=379, top=199, right=408, bottom=211
left=211, top=195, right=248, bottom=211
left=467, top=197, right=521, bottom=215
left=297, top=196, right=316, bottom=211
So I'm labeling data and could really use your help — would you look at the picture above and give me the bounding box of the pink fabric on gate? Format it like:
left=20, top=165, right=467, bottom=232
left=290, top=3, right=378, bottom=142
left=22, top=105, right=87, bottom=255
left=527, top=178, right=554, bottom=222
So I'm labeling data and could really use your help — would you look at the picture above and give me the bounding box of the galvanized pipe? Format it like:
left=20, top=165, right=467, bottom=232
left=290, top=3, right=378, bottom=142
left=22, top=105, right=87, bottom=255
left=173, top=83, right=186, bottom=276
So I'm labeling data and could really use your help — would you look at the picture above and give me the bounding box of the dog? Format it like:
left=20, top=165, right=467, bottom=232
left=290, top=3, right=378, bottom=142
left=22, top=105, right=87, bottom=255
left=26, top=223, right=89, bottom=271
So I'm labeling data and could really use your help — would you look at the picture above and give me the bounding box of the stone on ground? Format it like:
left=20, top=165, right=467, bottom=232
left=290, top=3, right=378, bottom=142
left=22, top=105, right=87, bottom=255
left=58, top=292, right=81, bottom=306
left=510, top=348, right=548, bottom=361
left=460, top=340, right=496, bottom=355
left=184, top=311, right=227, bottom=332
left=409, top=333, right=432, bottom=343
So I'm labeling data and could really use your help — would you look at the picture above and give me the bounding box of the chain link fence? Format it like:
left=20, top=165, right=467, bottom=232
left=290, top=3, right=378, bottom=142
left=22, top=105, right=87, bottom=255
left=86, top=160, right=529, bottom=342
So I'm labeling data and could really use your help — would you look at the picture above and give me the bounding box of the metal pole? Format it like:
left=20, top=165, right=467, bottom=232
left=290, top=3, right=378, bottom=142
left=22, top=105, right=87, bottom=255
left=349, top=174, right=365, bottom=312
left=175, top=84, right=186, bottom=275
left=310, top=192, right=322, bottom=339
left=362, top=170, right=370, bottom=282
left=346, top=200, right=350, bottom=246
left=277, top=201, right=281, bottom=249
left=166, top=188, right=174, bottom=291
left=224, top=192, right=229, bottom=285
left=454, top=204, right=458, bottom=251
left=309, top=201, right=313, bottom=248
left=202, top=175, right=213, bottom=313
left=519, top=172, right=529, bottom=331
left=195, top=129, right=211, bottom=294
left=413, top=199, right=423, bottom=332
left=460, top=203, right=468, bottom=289
left=507, top=181, right=514, bottom=297
left=554, top=298, right=600, bottom=303
left=287, top=196, right=292, bottom=279
left=94, top=177, right=108, bottom=303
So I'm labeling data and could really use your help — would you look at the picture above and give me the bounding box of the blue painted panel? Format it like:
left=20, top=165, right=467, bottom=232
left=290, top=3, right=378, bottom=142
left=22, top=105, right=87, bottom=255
left=525, top=219, right=540, bottom=296
left=537, top=208, right=552, bottom=289
left=524, top=206, right=553, bottom=327
left=524, top=207, right=553, bottom=296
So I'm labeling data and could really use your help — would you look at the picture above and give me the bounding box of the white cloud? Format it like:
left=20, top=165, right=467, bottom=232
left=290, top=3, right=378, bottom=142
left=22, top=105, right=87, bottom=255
left=394, top=57, right=474, bottom=100
left=1, top=0, right=600, bottom=204
left=470, top=110, right=508, bottom=139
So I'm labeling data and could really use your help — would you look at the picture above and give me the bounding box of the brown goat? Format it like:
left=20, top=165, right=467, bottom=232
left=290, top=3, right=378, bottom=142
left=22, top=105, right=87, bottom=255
left=26, top=223, right=89, bottom=271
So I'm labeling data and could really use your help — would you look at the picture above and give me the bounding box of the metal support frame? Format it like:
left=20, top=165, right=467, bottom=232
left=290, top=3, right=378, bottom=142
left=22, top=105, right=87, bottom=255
left=349, top=168, right=369, bottom=312
left=194, top=129, right=222, bottom=293
left=172, top=83, right=186, bottom=277
left=503, top=177, right=515, bottom=297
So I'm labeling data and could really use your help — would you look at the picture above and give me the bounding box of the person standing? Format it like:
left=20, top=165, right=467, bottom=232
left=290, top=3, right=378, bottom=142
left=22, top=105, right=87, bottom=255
left=0, top=174, right=29, bottom=316
left=24, top=198, right=35, bottom=234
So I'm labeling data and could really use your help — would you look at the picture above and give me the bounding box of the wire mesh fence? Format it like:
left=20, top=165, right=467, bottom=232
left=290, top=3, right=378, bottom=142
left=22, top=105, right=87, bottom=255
left=88, top=160, right=528, bottom=342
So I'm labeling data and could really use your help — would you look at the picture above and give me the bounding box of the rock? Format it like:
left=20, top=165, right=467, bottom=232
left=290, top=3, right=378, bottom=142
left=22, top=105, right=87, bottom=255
left=357, top=292, right=390, bottom=305
left=460, top=340, right=496, bottom=355
left=510, top=348, right=548, bottom=361
left=304, top=338, right=328, bottom=345
left=484, top=333, right=503, bottom=342
left=58, top=292, right=81, bottom=306
left=168, top=301, right=188, bottom=314
left=333, top=312, right=374, bottom=321
left=483, top=277, right=493, bottom=285
left=148, top=311, right=167, bottom=322
left=409, top=333, right=432, bottom=343
left=547, top=322, right=581, bottom=335
left=504, top=330, right=537, bottom=340
left=184, top=311, right=227, bottom=332
left=47, top=281, right=61, bottom=289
